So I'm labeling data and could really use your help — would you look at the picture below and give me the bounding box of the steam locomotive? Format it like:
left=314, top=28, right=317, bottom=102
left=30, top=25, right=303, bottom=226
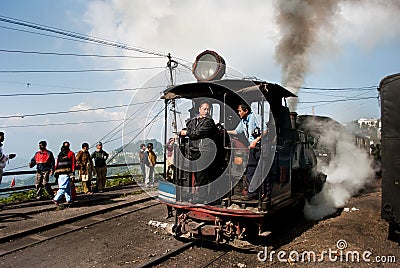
left=296, top=115, right=343, bottom=166
left=379, top=72, right=400, bottom=243
left=158, top=50, right=326, bottom=248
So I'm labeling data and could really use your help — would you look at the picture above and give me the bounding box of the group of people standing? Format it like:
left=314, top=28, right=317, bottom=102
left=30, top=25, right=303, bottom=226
left=28, top=140, right=109, bottom=206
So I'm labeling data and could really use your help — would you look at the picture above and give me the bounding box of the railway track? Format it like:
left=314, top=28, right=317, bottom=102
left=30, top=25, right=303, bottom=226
left=0, top=196, right=159, bottom=257
left=137, top=240, right=198, bottom=268
left=10, top=190, right=232, bottom=268
left=0, top=192, right=198, bottom=267
left=137, top=239, right=233, bottom=268
left=0, top=184, right=143, bottom=222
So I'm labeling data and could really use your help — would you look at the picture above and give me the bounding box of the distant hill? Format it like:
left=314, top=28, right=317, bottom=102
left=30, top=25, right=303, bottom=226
left=109, top=139, right=163, bottom=165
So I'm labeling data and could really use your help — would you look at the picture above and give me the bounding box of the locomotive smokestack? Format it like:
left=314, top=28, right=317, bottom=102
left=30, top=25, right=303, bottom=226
left=290, top=112, right=298, bottom=129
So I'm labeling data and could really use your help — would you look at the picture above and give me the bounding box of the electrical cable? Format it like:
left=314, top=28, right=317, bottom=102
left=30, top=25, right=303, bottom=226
left=0, top=85, right=164, bottom=97
left=0, top=119, right=124, bottom=129
left=0, top=48, right=163, bottom=58
left=0, top=15, right=168, bottom=57
left=0, top=100, right=158, bottom=119
left=297, top=96, right=377, bottom=104
left=105, top=104, right=166, bottom=163
left=0, top=66, right=164, bottom=73
left=300, top=85, right=377, bottom=91
left=96, top=93, right=162, bottom=143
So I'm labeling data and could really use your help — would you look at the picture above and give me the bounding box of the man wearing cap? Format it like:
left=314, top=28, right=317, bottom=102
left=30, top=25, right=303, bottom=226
left=91, top=142, right=109, bottom=192
left=29, top=140, right=55, bottom=200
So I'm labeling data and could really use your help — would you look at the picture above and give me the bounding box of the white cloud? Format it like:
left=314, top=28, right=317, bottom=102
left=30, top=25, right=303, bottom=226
left=83, top=0, right=279, bottom=84
left=337, top=0, right=400, bottom=50
left=70, top=102, right=125, bottom=121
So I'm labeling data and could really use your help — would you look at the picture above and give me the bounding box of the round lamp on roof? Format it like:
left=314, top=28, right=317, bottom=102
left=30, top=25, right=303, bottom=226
left=192, top=50, right=226, bottom=81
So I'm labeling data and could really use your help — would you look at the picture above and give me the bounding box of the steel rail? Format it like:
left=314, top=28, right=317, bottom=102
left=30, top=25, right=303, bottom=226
left=136, top=240, right=198, bottom=268
left=0, top=194, right=156, bottom=244
left=0, top=184, right=143, bottom=221
left=0, top=197, right=160, bottom=257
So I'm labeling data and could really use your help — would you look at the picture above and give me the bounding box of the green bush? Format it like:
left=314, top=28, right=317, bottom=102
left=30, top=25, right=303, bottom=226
left=0, top=190, right=37, bottom=204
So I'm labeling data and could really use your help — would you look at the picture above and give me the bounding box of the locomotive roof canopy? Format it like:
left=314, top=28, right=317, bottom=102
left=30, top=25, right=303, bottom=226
left=162, top=79, right=296, bottom=107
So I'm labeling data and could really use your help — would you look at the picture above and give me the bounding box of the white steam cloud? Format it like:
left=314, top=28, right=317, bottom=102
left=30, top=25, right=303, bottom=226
left=302, top=117, right=374, bottom=220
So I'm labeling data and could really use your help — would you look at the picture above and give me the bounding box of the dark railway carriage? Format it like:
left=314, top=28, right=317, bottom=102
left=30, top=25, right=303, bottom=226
left=379, top=73, right=400, bottom=243
left=158, top=51, right=326, bottom=248
left=296, top=115, right=343, bottom=165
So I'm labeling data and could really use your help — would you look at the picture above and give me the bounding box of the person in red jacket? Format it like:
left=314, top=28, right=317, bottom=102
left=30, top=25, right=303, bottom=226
left=29, top=140, right=55, bottom=200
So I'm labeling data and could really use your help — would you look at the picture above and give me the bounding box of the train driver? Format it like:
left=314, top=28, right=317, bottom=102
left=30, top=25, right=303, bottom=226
left=180, top=100, right=218, bottom=204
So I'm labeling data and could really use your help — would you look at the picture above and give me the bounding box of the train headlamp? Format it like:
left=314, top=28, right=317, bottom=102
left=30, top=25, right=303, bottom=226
left=192, top=50, right=226, bottom=81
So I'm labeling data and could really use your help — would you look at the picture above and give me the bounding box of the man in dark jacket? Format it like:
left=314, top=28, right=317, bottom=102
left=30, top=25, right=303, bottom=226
left=29, top=141, right=55, bottom=200
left=180, top=100, right=217, bottom=203
left=91, top=142, right=109, bottom=192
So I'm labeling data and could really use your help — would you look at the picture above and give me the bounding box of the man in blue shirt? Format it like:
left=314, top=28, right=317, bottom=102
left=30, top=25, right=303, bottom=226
left=228, top=103, right=269, bottom=202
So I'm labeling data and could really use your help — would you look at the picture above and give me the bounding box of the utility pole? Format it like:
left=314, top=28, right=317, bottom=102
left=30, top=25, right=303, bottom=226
left=167, top=53, right=177, bottom=87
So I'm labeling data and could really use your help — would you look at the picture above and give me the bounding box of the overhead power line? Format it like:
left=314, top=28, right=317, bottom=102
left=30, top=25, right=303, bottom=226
left=298, top=96, right=379, bottom=110
left=0, top=100, right=163, bottom=119
left=300, top=86, right=377, bottom=91
left=96, top=93, right=161, bottom=143
left=0, top=15, right=168, bottom=57
left=0, top=85, right=164, bottom=97
left=0, top=25, right=120, bottom=48
left=0, top=48, right=164, bottom=58
left=0, top=66, right=165, bottom=73
left=106, top=103, right=166, bottom=162
left=297, top=96, right=378, bottom=104
left=0, top=119, right=124, bottom=129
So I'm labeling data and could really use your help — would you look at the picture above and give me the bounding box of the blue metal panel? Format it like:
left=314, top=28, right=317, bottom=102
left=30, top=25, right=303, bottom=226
left=158, top=181, right=176, bottom=203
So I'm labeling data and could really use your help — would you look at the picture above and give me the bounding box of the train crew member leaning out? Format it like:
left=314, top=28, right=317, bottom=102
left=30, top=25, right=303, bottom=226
left=227, top=103, right=270, bottom=203
left=180, top=100, right=218, bottom=204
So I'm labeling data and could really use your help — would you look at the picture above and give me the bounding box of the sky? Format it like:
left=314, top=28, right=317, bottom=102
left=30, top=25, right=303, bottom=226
left=0, top=0, right=399, bottom=173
